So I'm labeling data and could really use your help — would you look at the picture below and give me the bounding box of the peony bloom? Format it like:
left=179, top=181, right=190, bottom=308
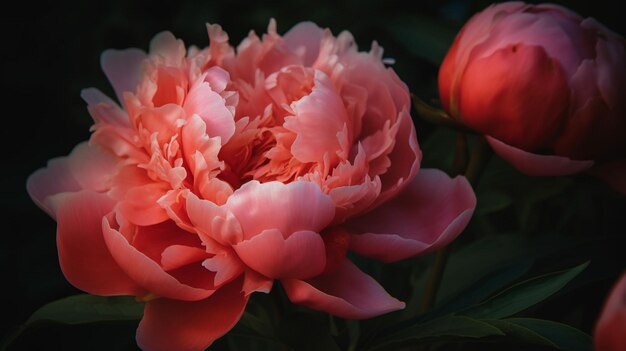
left=28, top=20, right=476, bottom=351
left=594, top=272, right=626, bottom=351
left=438, top=2, right=626, bottom=193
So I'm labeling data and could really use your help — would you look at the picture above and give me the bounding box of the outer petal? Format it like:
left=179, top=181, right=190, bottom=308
left=102, top=218, right=215, bottom=301
left=594, top=272, right=626, bottom=351
left=589, top=160, right=626, bottom=195
left=101, top=48, right=147, bottom=105
left=458, top=44, right=569, bottom=151
left=56, top=191, right=144, bottom=296
left=283, top=22, right=324, bottom=66
left=27, top=142, right=118, bottom=218
left=137, top=278, right=248, bottom=351
left=487, top=137, right=594, bottom=176
left=233, top=229, right=326, bottom=279
left=282, top=259, right=405, bottom=319
left=226, top=180, right=335, bottom=239
left=348, top=169, right=476, bottom=262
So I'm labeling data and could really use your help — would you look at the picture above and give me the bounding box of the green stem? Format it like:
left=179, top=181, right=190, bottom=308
left=419, top=135, right=492, bottom=313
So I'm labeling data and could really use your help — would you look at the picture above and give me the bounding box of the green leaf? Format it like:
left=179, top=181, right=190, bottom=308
left=368, top=315, right=504, bottom=350
left=434, top=259, right=534, bottom=317
left=437, top=232, right=530, bottom=305
left=476, top=190, right=514, bottom=215
left=1, top=295, right=143, bottom=351
left=460, top=262, right=589, bottom=319
left=27, top=294, right=144, bottom=324
left=484, top=318, right=592, bottom=351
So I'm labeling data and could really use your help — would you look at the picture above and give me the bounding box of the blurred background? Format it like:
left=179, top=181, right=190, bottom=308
left=2, top=0, right=625, bottom=350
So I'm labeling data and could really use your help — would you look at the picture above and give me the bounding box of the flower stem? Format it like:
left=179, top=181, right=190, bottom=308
left=419, top=135, right=492, bottom=313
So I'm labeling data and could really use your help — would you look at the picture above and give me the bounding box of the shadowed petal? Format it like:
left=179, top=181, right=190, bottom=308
left=590, top=160, right=626, bottom=195
left=137, top=278, right=248, bottom=351
left=487, top=136, right=594, bottom=176
left=283, top=22, right=324, bottom=66
left=348, top=169, right=476, bottom=262
left=282, top=259, right=404, bottom=319
left=101, top=49, right=147, bottom=105
left=27, top=142, right=118, bottom=218
left=594, top=272, right=626, bottom=351
left=102, top=218, right=214, bottom=301
left=56, top=191, right=144, bottom=296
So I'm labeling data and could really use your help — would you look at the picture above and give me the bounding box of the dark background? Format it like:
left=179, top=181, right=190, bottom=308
left=2, top=0, right=625, bottom=350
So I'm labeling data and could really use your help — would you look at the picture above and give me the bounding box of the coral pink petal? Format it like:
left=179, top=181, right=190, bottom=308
left=226, top=180, right=335, bottom=239
left=282, top=259, right=405, bottom=319
left=242, top=268, right=273, bottom=295
left=376, top=108, right=421, bottom=205
left=26, top=142, right=117, bottom=218
left=102, top=218, right=214, bottom=301
left=487, top=136, right=594, bottom=176
left=27, top=159, right=81, bottom=218
left=101, top=48, right=146, bottom=104
left=161, top=245, right=209, bottom=271
left=594, top=272, right=626, bottom=351
left=137, top=278, right=248, bottom=351
left=234, top=229, right=326, bottom=279
left=183, top=81, right=235, bottom=143
left=186, top=192, right=243, bottom=245
left=283, top=22, right=324, bottom=66
left=589, top=160, right=626, bottom=195
left=284, top=70, right=348, bottom=164
left=202, top=249, right=244, bottom=287
left=56, top=191, right=144, bottom=296
left=348, top=169, right=476, bottom=262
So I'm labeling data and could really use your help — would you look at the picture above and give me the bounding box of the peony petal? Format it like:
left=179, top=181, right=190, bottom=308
left=234, top=229, right=326, bottom=279
left=283, top=22, right=324, bottom=66
left=101, top=48, right=147, bottom=105
left=282, top=259, right=405, bottom=319
left=202, top=248, right=245, bottom=287
left=348, top=169, right=476, bottom=262
left=183, top=80, right=235, bottom=143
left=161, top=245, right=209, bottom=271
left=375, top=108, right=421, bottom=206
left=27, top=142, right=118, bottom=218
left=242, top=267, right=274, bottom=295
left=458, top=44, right=570, bottom=151
left=137, top=278, right=248, bottom=351
left=56, top=191, right=144, bottom=296
left=284, top=70, right=349, bottom=164
left=589, top=160, right=626, bottom=195
left=226, top=180, right=335, bottom=239
left=102, top=218, right=214, bottom=301
left=186, top=192, right=243, bottom=245
left=594, top=272, right=626, bottom=351
left=487, top=137, right=594, bottom=176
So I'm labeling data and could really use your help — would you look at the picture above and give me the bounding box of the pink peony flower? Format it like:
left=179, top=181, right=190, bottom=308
left=594, top=272, right=626, bottom=351
left=438, top=2, right=626, bottom=193
left=27, top=20, right=476, bottom=351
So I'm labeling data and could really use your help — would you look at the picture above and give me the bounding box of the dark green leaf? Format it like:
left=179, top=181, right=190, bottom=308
left=27, top=294, right=143, bottom=324
left=476, top=190, right=514, bottom=215
left=434, top=259, right=534, bottom=317
left=484, top=318, right=592, bottom=351
left=2, top=295, right=143, bottom=351
left=437, top=232, right=530, bottom=305
left=368, top=315, right=504, bottom=350
left=460, top=262, right=589, bottom=319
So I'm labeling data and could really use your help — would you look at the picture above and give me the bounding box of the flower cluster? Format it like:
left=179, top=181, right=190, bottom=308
left=28, top=20, right=475, bottom=350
